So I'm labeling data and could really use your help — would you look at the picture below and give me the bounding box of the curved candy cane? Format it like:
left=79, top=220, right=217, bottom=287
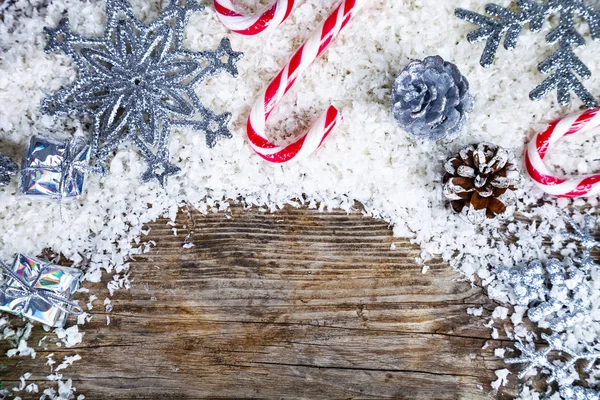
left=525, top=107, right=600, bottom=198
left=247, top=0, right=364, bottom=163
left=213, top=0, right=296, bottom=36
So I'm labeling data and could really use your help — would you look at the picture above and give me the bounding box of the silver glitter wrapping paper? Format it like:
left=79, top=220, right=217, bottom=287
left=456, top=0, right=600, bottom=108
left=0, top=254, right=82, bottom=327
left=42, top=0, right=243, bottom=185
left=19, top=136, right=90, bottom=199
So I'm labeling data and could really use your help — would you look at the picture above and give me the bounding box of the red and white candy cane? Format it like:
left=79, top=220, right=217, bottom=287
left=213, top=0, right=296, bottom=35
left=247, top=0, right=364, bottom=163
left=525, top=107, right=600, bottom=198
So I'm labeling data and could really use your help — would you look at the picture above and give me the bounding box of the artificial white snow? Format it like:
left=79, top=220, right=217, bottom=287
left=85, top=295, right=97, bottom=311
left=492, top=306, right=509, bottom=320
left=491, top=369, right=511, bottom=391
left=54, top=326, right=83, bottom=348
left=12, top=372, right=32, bottom=392
left=467, top=307, right=483, bottom=317
left=0, top=0, right=599, bottom=398
left=104, top=297, right=112, bottom=312
left=77, top=312, right=92, bottom=325
left=47, top=373, right=62, bottom=381
left=46, top=353, right=56, bottom=371
left=41, top=375, right=81, bottom=400
left=5, top=323, right=36, bottom=359
left=491, top=327, right=499, bottom=340
left=26, top=383, right=39, bottom=393
left=55, top=354, right=81, bottom=372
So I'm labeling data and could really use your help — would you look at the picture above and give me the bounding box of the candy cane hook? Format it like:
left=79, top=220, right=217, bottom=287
left=213, top=0, right=296, bottom=35
left=525, top=107, right=600, bottom=198
left=247, top=0, right=364, bottom=163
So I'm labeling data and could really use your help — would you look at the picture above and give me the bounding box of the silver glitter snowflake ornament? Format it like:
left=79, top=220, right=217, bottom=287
left=495, top=215, right=600, bottom=399
left=0, top=153, right=17, bottom=187
left=506, top=333, right=600, bottom=400
left=42, top=0, right=243, bottom=185
left=456, top=0, right=600, bottom=109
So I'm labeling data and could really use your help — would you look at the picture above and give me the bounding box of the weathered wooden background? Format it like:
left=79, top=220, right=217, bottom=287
left=0, top=205, right=525, bottom=399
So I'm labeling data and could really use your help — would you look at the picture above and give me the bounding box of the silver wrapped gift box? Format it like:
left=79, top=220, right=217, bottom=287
left=0, top=254, right=83, bottom=327
left=20, top=136, right=90, bottom=198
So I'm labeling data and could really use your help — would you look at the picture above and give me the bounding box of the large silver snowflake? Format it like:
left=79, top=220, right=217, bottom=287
left=456, top=0, right=600, bottom=109
left=42, top=0, right=243, bottom=185
left=495, top=216, right=600, bottom=399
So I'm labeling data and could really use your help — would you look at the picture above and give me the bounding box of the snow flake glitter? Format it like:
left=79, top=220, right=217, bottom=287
left=456, top=0, right=600, bottom=109
left=496, top=215, right=600, bottom=399
left=42, top=0, right=243, bottom=185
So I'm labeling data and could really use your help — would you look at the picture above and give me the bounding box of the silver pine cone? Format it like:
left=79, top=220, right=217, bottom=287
left=392, top=56, right=474, bottom=141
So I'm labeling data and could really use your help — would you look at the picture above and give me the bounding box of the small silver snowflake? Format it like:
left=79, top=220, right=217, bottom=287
left=43, top=0, right=243, bottom=185
left=506, top=333, right=600, bottom=400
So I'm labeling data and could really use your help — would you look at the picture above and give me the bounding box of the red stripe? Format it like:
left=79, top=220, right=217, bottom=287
left=217, top=1, right=297, bottom=36
left=257, top=135, right=308, bottom=163
left=565, top=108, right=600, bottom=137
left=318, top=23, right=336, bottom=53
left=214, top=1, right=242, bottom=17
left=249, top=107, right=342, bottom=161
left=318, top=106, right=341, bottom=145
left=559, top=175, right=600, bottom=198
left=535, top=121, right=558, bottom=159
left=525, top=151, right=566, bottom=186
left=340, top=11, right=352, bottom=28
left=319, top=106, right=340, bottom=147
left=264, top=72, right=284, bottom=117
left=318, top=0, right=357, bottom=54
left=247, top=118, right=278, bottom=150
left=341, top=0, right=356, bottom=28
left=235, top=4, right=278, bottom=35
left=283, top=0, right=295, bottom=20
left=287, top=49, right=303, bottom=90
left=344, top=0, right=356, bottom=14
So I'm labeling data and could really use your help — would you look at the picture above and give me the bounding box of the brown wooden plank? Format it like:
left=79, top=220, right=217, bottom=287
left=0, top=205, right=520, bottom=399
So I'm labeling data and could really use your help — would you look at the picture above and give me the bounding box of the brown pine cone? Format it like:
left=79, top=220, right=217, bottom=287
left=443, top=143, right=520, bottom=224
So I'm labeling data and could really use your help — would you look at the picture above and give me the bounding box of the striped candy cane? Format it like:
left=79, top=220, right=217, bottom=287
left=525, top=107, right=600, bottom=198
left=247, top=0, right=364, bottom=163
left=213, top=0, right=296, bottom=35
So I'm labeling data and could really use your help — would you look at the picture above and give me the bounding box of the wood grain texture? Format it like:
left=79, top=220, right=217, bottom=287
left=0, top=205, right=522, bottom=399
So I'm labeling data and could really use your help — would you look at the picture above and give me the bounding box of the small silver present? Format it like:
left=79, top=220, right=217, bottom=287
left=20, top=136, right=90, bottom=199
left=0, top=254, right=83, bottom=327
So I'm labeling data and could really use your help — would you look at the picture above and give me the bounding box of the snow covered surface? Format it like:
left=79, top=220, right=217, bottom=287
left=0, top=0, right=599, bottom=398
